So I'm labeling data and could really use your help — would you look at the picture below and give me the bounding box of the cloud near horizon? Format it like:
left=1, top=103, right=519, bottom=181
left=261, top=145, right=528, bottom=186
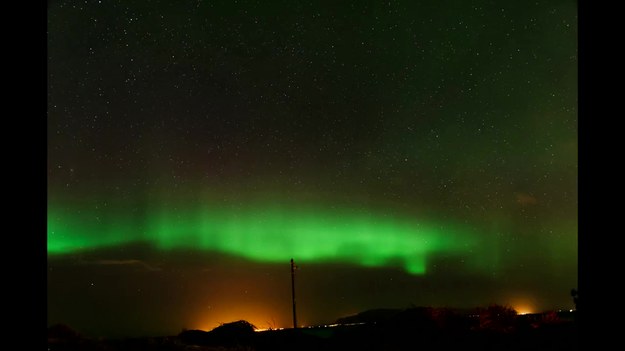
left=84, top=259, right=162, bottom=271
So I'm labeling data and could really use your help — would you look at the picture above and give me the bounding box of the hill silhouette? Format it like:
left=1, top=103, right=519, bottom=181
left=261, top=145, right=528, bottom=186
left=178, top=320, right=257, bottom=347
left=47, top=305, right=578, bottom=350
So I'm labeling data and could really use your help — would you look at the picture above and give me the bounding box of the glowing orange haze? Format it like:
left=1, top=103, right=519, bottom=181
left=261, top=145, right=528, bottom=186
left=191, top=302, right=291, bottom=331
left=508, top=295, right=537, bottom=315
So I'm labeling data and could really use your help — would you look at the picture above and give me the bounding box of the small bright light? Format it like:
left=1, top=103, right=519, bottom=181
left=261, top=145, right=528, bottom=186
left=569, top=309, right=573, bottom=312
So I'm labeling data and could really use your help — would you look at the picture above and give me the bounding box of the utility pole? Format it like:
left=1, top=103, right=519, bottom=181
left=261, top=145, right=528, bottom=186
left=290, top=258, right=297, bottom=329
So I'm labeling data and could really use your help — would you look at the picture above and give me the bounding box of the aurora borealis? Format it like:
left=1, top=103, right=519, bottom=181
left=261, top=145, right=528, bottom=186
left=48, top=0, right=577, bottom=338
left=49, top=200, right=484, bottom=275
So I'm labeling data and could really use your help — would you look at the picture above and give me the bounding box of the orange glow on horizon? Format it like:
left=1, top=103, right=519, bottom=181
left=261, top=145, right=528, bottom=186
left=191, top=304, right=289, bottom=332
left=513, top=304, right=535, bottom=315
left=508, top=296, right=536, bottom=316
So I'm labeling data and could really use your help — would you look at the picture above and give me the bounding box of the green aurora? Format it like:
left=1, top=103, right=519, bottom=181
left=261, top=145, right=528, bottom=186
left=47, top=201, right=485, bottom=275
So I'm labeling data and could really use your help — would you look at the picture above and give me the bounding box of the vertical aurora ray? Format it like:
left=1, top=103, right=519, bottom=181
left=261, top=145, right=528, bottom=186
left=47, top=201, right=487, bottom=275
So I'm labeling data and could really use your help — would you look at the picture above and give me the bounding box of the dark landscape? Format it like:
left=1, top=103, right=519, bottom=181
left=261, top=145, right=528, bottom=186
left=48, top=306, right=577, bottom=351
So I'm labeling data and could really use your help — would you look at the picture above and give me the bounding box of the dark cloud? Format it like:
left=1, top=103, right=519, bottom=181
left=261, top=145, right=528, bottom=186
left=86, top=259, right=162, bottom=271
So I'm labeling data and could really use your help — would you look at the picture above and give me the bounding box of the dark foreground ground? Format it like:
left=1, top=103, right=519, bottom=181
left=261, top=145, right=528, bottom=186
left=48, top=308, right=579, bottom=351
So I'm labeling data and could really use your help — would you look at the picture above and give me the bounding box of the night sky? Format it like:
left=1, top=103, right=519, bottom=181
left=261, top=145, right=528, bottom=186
left=47, top=0, right=577, bottom=338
